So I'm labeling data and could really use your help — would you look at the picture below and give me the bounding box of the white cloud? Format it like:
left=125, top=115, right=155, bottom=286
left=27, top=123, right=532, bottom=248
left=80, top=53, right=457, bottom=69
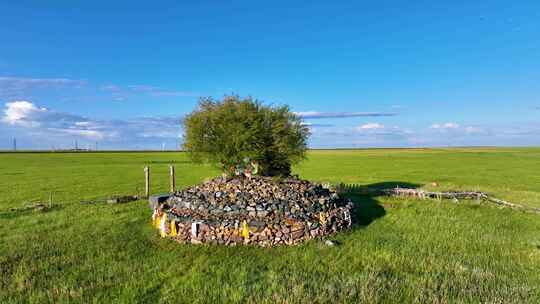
left=0, top=76, right=197, bottom=102
left=295, top=111, right=397, bottom=119
left=464, top=126, right=485, bottom=134
left=0, top=77, right=86, bottom=98
left=431, top=122, right=459, bottom=129
left=138, top=130, right=181, bottom=138
left=429, top=123, right=489, bottom=136
left=100, top=84, right=121, bottom=92
left=3, top=101, right=538, bottom=150
left=2, top=101, right=49, bottom=127
left=1, top=101, right=108, bottom=140
left=301, top=122, right=334, bottom=128
left=307, top=124, right=414, bottom=148
left=1, top=101, right=183, bottom=148
left=358, top=123, right=384, bottom=130
left=127, top=85, right=197, bottom=97
left=98, top=84, right=198, bottom=101
left=0, top=76, right=85, bottom=87
left=48, top=128, right=105, bottom=140
left=1, top=100, right=88, bottom=128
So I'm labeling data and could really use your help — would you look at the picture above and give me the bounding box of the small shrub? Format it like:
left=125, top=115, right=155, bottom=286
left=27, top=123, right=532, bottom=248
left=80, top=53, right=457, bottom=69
left=182, top=95, right=310, bottom=176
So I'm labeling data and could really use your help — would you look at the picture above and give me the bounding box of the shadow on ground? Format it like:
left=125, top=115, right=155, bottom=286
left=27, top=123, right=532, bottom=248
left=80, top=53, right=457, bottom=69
left=341, top=181, right=421, bottom=227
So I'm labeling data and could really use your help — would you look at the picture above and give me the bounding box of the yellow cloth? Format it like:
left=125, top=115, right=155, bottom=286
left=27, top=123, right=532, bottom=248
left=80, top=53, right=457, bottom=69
left=170, top=220, right=177, bottom=237
left=319, top=212, right=328, bottom=226
left=241, top=220, right=249, bottom=240
left=152, top=209, right=159, bottom=228
left=159, top=214, right=167, bottom=238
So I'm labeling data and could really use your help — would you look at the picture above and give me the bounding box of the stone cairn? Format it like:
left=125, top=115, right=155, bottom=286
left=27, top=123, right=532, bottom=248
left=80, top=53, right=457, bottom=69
left=151, top=176, right=353, bottom=246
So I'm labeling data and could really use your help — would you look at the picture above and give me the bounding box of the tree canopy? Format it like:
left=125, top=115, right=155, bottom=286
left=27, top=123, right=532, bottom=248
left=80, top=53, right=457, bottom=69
left=182, top=95, right=310, bottom=176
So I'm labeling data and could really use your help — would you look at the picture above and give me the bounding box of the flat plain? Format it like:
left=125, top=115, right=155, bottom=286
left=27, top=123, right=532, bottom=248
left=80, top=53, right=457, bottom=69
left=1, top=148, right=539, bottom=303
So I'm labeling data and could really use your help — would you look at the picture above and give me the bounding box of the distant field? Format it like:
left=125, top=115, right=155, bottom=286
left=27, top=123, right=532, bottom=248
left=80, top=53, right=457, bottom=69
left=1, top=148, right=539, bottom=303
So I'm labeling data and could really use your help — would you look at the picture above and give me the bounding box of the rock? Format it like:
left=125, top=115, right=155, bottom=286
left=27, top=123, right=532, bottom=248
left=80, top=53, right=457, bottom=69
left=249, top=220, right=265, bottom=228
left=158, top=176, right=352, bottom=246
left=291, top=229, right=304, bottom=239
left=210, top=209, right=223, bottom=215
left=257, top=210, right=268, bottom=217
left=148, top=194, right=170, bottom=210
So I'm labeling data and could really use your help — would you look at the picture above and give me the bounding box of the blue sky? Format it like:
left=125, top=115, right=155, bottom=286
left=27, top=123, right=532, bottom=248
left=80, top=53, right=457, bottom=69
left=1, top=1, right=539, bottom=149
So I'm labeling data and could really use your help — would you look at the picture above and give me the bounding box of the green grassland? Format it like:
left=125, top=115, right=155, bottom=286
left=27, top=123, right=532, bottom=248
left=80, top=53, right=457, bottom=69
left=1, top=148, right=539, bottom=303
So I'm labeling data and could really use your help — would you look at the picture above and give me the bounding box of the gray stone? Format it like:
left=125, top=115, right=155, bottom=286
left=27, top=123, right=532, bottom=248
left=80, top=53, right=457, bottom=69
left=257, top=210, right=268, bottom=217
left=160, top=175, right=353, bottom=246
left=148, top=194, right=170, bottom=210
left=210, top=208, right=223, bottom=215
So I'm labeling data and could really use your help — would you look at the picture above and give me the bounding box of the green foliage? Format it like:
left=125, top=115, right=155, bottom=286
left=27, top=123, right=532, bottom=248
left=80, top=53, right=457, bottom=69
left=182, top=95, right=310, bottom=176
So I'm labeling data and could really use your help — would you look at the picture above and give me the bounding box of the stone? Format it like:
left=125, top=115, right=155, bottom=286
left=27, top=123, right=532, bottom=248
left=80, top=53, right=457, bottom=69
left=148, top=194, right=170, bottom=210
left=156, top=175, right=352, bottom=246
left=210, top=209, right=223, bottom=215
left=291, top=229, right=304, bottom=239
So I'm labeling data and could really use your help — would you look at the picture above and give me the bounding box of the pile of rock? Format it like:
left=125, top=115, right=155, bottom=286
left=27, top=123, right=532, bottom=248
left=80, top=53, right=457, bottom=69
left=151, top=176, right=353, bottom=246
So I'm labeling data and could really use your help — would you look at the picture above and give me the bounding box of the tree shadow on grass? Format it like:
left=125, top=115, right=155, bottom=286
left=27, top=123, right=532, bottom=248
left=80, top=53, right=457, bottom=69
left=341, top=181, right=422, bottom=227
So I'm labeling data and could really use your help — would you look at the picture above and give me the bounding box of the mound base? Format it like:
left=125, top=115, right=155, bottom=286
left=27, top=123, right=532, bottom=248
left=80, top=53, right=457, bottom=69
left=151, top=176, right=352, bottom=246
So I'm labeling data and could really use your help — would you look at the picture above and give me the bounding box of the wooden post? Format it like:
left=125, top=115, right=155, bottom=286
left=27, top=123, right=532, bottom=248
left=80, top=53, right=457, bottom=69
left=169, top=164, right=176, bottom=193
left=144, top=166, right=150, bottom=197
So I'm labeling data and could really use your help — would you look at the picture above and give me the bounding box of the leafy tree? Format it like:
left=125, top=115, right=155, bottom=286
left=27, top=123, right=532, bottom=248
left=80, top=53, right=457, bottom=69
left=182, top=95, right=310, bottom=176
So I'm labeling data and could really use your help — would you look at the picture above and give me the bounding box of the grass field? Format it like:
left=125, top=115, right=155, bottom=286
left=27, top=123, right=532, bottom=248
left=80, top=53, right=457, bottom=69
left=1, top=148, right=539, bottom=303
